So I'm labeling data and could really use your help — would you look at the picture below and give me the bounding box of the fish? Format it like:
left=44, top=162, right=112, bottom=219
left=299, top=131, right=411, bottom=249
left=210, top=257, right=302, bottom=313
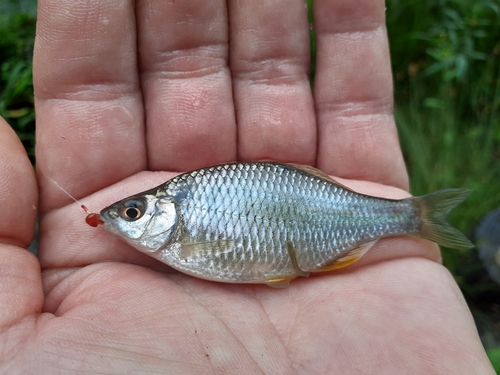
left=97, top=162, right=474, bottom=287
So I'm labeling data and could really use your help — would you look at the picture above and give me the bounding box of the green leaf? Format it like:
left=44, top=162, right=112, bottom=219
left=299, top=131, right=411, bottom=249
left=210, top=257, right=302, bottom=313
left=423, top=97, right=445, bottom=109
left=487, top=347, right=500, bottom=373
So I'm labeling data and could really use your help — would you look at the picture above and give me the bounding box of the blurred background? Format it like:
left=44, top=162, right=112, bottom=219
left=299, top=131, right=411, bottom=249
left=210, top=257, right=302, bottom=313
left=1, top=0, right=499, bottom=371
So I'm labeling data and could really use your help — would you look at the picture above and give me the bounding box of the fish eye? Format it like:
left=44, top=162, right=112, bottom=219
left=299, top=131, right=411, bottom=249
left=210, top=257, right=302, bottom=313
left=120, top=199, right=146, bottom=221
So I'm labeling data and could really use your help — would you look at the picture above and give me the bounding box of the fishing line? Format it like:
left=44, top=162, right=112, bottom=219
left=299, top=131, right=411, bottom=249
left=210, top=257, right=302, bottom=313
left=47, top=177, right=91, bottom=213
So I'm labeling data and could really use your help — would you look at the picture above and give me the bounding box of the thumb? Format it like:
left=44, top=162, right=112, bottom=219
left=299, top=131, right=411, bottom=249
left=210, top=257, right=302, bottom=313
left=0, top=117, right=42, bottom=329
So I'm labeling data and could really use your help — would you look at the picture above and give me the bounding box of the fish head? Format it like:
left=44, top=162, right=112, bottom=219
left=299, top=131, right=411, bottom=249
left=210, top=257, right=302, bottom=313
left=100, top=194, right=178, bottom=253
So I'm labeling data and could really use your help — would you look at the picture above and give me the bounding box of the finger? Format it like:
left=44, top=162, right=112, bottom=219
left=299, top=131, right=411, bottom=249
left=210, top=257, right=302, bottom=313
left=229, top=0, right=316, bottom=164
left=34, top=0, right=146, bottom=212
left=313, top=0, right=408, bottom=189
left=136, top=0, right=237, bottom=171
left=0, top=118, right=42, bottom=330
left=0, top=118, right=37, bottom=247
left=0, top=245, right=42, bottom=329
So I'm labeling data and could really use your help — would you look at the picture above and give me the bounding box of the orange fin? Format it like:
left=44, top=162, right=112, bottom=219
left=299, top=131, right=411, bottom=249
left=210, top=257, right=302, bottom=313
left=285, top=163, right=356, bottom=192
left=286, top=243, right=310, bottom=277
left=315, top=240, right=377, bottom=272
left=263, top=275, right=296, bottom=288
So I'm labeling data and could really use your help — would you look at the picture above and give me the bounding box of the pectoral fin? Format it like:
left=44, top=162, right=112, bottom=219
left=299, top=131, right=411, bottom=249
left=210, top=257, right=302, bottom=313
left=180, top=240, right=236, bottom=259
left=316, top=240, right=377, bottom=272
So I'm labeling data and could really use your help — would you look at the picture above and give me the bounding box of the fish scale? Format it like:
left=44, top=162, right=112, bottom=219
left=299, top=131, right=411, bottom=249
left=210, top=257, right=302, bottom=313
left=99, top=162, right=474, bottom=287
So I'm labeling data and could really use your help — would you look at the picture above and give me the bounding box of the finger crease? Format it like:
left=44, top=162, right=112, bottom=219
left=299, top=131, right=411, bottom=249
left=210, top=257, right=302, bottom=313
left=37, top=83, right=139, bottom=102
left=143, top=64, right=227, bottom=80
left=315, top=24, right=385, bottom=39
left=317, top=99, right=393, bottom=118
left=232, top=59, right=308, bottom=85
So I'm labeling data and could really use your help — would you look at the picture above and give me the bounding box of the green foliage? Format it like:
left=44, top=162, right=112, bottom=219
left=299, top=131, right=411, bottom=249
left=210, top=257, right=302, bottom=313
left=387, top=0, right=500, bottom=120
left=0, top=10, right=36, bottom=162
left=488, top=347, right=500, bottom=373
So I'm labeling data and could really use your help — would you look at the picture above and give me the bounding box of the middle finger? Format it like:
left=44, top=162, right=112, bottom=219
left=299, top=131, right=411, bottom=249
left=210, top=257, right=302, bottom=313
left=229, top=0, right=316, bottom=164
left=137, top=0, right=237, bottom=171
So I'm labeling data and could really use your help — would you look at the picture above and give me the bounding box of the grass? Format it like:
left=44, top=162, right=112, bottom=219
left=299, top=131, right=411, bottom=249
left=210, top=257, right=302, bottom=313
left=0, top=2, right=36, bottom=162
left=2, top=0, right=500, bottom=371
left=489, top=347, right=500, bottom=373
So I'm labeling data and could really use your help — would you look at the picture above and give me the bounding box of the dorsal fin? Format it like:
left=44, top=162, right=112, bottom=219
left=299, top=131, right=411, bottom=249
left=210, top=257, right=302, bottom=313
left=284, top=163, right=356, bottom=192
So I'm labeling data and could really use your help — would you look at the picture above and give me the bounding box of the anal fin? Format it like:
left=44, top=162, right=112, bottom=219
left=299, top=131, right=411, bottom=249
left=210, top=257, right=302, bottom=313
left=316, top=240, right=377, bottom=272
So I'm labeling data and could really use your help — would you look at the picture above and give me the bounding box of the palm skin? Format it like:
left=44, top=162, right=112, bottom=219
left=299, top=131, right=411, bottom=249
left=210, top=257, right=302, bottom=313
left=0, top=0, right=494, bottom=374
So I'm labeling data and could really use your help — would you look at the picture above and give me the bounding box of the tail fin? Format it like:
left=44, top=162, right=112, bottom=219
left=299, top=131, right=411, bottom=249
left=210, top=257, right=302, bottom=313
left=413, top=188, right=474, bottom=249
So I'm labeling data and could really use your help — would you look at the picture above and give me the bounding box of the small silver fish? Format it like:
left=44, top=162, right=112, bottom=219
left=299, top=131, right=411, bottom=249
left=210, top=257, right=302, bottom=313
left=98, top=162, right=473, bottom=287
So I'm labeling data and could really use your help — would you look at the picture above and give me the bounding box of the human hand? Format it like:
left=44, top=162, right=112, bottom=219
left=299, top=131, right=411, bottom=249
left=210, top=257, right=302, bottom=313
left=0, top=0, right=493, bottom=373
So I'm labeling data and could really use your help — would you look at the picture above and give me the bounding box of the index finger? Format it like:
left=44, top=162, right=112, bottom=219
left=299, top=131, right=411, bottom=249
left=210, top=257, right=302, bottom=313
left=34, top=0, right=146, bottom=212
left=313, top=0, right=408, bottom=190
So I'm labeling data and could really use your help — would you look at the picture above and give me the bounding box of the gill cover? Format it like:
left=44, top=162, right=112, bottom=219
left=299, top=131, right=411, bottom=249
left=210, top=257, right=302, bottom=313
left=100, top=195, right=178, bottom=253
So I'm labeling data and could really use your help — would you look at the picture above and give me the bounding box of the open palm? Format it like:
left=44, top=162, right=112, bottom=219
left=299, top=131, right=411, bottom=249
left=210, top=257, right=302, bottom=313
left=0, top=0, right=493, bottom=374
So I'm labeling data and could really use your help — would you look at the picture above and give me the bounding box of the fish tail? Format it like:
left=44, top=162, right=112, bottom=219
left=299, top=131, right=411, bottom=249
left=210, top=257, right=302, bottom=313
left=413, top=188, right=474, bottom=249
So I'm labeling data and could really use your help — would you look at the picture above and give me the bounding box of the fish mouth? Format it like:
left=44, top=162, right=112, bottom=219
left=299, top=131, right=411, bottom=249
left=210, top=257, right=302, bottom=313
left=99, top=207, right=119, bottom=225
left=98, top=207, right=133, bottom=239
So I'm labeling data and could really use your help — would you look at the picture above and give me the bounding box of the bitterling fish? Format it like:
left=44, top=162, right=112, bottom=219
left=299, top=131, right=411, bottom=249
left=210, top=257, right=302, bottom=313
left=96, top=162, right=473, bottom=287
